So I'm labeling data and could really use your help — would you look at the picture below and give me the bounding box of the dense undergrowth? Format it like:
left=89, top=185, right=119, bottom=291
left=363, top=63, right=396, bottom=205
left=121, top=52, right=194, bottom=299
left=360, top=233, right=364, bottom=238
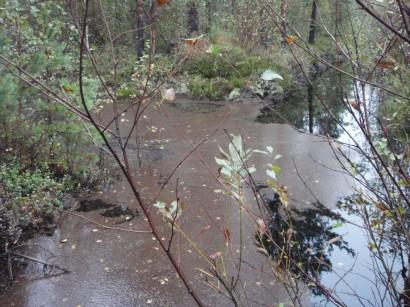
left=110, top=39, right=300, bottom=101
left=0, top=162, right=65, bottom=248
left=0, top=1, right=105, bottom=257
left=184, top=43, right=294, bottom=100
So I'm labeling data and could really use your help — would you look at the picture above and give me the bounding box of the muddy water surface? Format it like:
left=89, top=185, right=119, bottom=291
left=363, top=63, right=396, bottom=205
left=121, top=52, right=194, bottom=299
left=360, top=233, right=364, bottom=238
left=1, top=98, right=354, bottom=307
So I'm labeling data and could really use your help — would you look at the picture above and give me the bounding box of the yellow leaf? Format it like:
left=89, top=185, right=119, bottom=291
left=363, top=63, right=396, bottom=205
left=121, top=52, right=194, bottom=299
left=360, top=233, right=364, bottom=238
left=157, top=0, right=171, bottom=6
left=278, top=185, right=289, bottom=207
left=286, top=35, right=296, bottom=45
left=61, top=84, right=73, bottom=94
left=375, top=59, right=396, bottom=69
left=184, top=34, right=204, bottom=46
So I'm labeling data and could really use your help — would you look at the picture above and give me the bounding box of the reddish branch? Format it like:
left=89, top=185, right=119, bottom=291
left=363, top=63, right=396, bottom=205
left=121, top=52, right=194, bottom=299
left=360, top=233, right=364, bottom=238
left=78, top=1, right=204, bottom=306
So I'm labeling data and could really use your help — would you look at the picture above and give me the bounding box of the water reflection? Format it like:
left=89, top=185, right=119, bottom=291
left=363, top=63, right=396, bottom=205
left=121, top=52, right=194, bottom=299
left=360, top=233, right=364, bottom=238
left=257, top=72, right=351, bottom=139
left=258, top=194, right=355, bottom=296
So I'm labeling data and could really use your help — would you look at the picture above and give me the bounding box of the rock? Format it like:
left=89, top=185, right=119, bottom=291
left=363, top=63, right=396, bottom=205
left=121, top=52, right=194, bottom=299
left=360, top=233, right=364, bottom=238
left=264, top=83, right=284, bottom=102
left=228, top=88, right=241, bottom=100
left=244, top=81, right=284, bottom=102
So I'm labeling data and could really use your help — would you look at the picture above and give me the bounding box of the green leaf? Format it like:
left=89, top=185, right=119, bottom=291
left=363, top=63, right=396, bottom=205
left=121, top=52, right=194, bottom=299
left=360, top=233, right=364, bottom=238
left=215, top=157, right=232, bottom=170
left=253, top=149, right=269, bottom=155
left=230, top=134, right=243, bottom=156
left=153, top=201, right=166, bottom=209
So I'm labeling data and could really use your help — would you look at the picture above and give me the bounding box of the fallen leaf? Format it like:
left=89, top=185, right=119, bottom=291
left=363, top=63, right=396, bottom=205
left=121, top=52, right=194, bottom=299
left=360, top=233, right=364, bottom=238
left=223, top=228, right=231, bottom=246
left=256, top=218, right=267, bottom=234
left=350, top=100, right=360, bottom=111
left=209, top=251, right=222, bottom=260
left=375, top=59, right=396, bottom=69
left=200, top=225, right=211, bottom=233
left=184, top=34, right=204, bottom=46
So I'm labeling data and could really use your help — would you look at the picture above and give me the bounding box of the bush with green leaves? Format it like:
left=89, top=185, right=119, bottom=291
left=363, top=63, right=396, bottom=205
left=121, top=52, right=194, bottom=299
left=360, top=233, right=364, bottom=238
left=188, top=75, right=235, bottom=100
left=114, top=52, right=175, bottom=100
left=0, top=1, right=107, bottom=255
left=182, top=42, right=295, bottom=99
left=0, top=161, right=67, bottom=249
left=0, top=0, right=102, bottom=183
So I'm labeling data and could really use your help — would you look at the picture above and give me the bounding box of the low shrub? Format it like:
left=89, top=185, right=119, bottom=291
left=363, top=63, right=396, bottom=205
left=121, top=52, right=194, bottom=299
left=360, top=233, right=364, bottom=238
left=188, top=76, right=235, bottom=100
left=0, top=161, right=66, bottom=249
left=183, top=43, right=297, bottom=100
left=185, top=44, right=247, bottom=79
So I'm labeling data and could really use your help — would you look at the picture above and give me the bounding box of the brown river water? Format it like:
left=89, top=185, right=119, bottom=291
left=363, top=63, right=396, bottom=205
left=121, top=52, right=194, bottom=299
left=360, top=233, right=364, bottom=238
left=1, top=97, right=357, bottom=307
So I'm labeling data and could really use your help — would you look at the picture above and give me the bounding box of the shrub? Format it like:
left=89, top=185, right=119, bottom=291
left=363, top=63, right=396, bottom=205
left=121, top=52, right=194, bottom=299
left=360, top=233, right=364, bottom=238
left=185, top=44, right=246, bottom=79
left=229, top=76, right=246, bottom=89
left=117, top=82, right=139, bottom=98
left=0, top=161, right=66, bottom=249
left=188, top=76, right=235, bottom=100
left=235, top=55, right=272, bottom=77
left=183, top=43, right=298, bottom=100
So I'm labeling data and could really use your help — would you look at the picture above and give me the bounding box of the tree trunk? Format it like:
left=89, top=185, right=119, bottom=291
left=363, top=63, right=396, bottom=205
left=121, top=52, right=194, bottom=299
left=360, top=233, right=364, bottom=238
left=334, top=0, right=342, bottom=65
left=85, top=24, right=90, bottom=50
left=187, top=1, right=199, bottom=35
left=206, top=0, right=212, bottom=32
left=149, top=0, right=158, bottom=55
left=307, top=0, right=318, bottom=134
left=136, top=0, right=145, bottom=60
left=308, top=0, right=318, bottom=44
left=280, top=0, right=289, bottom=36
left=308, top=85, right=314, bottom=133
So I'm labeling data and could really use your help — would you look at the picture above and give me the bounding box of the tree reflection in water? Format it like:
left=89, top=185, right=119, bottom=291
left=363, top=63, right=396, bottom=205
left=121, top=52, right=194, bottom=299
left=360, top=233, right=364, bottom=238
left=257, top=193, right=355, bottom=296
left=256, top=70, right=351, bottom=139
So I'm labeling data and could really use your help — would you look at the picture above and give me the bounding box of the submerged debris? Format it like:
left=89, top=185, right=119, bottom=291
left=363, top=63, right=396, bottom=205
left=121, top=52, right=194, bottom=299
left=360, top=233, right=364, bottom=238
left=101, top=205, right=137, bottom=224
left=76, top=199, right=115, bottom=212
